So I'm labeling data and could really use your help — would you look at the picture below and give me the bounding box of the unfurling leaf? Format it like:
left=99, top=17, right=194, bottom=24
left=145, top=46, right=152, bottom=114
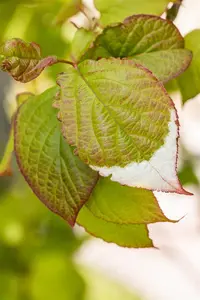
left=56, top=58, right=188, bottom=194
left=14, top=87, right=98, bottom=226
left=0, top=38, right=58, bottom=83
left=82, top=15, right=192, bottom=83
left=94, top=0, right=172, bottom=25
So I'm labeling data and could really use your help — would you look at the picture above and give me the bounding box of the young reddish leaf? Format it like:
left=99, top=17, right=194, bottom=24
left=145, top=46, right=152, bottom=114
left=82, top=15, right=192, bottom=82
left=77, top=206, right=154, bottom=248
left=0, top=38, right=58, bottom=83
left=14, top=87, right=98, bottom=226
left=94, top=0, right=172, bottom=25
left=56, top=58, right=188, bottom=194
left=85, top=177, right=174, bottom=224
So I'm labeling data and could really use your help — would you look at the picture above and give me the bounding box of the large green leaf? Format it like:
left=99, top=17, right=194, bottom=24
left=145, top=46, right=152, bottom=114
left=86, top=177, right=172, bottom=224
left=14, top=87, right=98, bottom=226
left=56, top=58, right=186, bottom=193
left=82, top=15, right=192, bottom=83
left=94, top=0, right=172, bottom=25
left=177, top=30, right=200, bottom=103
left=77, top=206, right=154, bottom=248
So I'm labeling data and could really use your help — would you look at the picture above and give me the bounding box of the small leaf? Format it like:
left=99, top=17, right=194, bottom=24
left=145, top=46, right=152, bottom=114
left=0, top=92, right=33, bottom=177
left=0, top=128, right=14, bottom=176
left=177, top=30, right=200, bottom=103
left=94, top=0, right=172, bottom=25
left=54, top=0, right=82, bottom=25
left=16, top=92, right=34, bottom=107
left=14, top=87, right=98, bottom=226
left=71, top=28, right=96, bottom=63
left=0, top=38, right=58, bottom=83
left=56, top=58, right=187, bottom=194
left=82, top=15, right=192, bottom=82
left=85, top=177, right=173, bottom=224
left=77, top=205, right=154, bottom=248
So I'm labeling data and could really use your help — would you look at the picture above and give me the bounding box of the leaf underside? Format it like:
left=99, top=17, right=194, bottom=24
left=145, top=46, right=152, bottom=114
left=81, top=14, right=192, bottom=83
left=14, top=87, right=98, bottom=226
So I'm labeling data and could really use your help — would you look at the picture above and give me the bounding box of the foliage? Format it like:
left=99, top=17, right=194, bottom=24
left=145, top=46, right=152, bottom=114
left=0, top=0, right=199, bottom=251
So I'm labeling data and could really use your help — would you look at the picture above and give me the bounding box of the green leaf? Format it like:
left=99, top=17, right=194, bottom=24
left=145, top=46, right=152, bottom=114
left=77, top=206, right=154, bottom=248
left=0, top=38, right=58, bottom=83
left=82, top=15, right=192, bottom=83
left=71, top=28, right=96, bottom=63
left=56, top=58, right=186, bottom=194
left=0, top=128, right=14, bottom=177
left=0, top=92, right=32, bottom=177
left=14, top=87, right=98, bottom=226
left=85, top=177, right=173, bottom=224
left=177, top=30, right=200, bottom=103
left=94, top=0, right=171, bottom=25
left=54, top=0, right=82, bottom=25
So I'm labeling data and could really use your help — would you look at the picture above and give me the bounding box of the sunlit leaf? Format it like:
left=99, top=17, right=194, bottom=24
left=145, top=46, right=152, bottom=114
left=14, top=87, right=98, bottom=226
left=0, top=38, right=58, bottom=82
left=77, top=205, right=154, bottom=248
left=85, top=177, right=173, bottom=224
left=0, top=92, right=33, bottom=177
left=177, top=30, right=200, bottom=103
left=94, top=0, right=174, bottom=25
left=56, top=58, right=187, bottom=194
left=82, top=15, right=192, bottom=82
left=71, top=28, right=96, bottom=62
left=0, top=128, right=14, bottom=176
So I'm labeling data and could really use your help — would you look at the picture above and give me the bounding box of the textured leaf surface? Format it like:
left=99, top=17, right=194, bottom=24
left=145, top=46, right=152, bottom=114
left=86, top=177, right=172, bottom=224
left=177, top=30, right=200, bottom=103
left=0, top=38, right=57, bottom=83
left=82, top=15, right=192, bottom=82
left=77, top=206, right=153, bottom=248
left=14, top=87, right=98, bottom=226
left=56, top=58, right=185, bottom=193
left=94, top=0, right=171, bottom=25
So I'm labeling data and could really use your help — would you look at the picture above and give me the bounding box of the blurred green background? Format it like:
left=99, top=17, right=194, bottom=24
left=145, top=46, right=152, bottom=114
left=0, top=1, right=141, bottom=299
